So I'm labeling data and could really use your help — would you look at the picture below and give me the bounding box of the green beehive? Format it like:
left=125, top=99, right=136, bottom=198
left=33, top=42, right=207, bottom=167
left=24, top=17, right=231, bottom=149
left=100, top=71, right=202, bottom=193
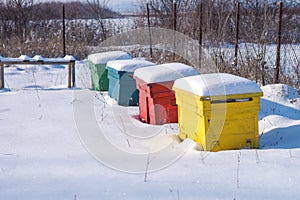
left=88, top=51, right=132, bottom=91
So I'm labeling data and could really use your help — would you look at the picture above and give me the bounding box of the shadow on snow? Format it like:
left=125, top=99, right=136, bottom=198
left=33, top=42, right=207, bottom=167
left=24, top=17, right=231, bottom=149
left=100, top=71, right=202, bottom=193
left=259, top=98, right=300, bottom=149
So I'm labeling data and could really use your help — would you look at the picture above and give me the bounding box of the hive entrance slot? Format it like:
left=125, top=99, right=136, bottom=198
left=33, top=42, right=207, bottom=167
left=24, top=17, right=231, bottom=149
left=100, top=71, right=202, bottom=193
left=211, top=98, right=253, bottom=104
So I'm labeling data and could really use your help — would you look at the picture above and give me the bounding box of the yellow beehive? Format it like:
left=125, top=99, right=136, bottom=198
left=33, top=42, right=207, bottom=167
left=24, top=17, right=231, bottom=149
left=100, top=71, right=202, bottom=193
left=173, top=73, right=263, bottom=151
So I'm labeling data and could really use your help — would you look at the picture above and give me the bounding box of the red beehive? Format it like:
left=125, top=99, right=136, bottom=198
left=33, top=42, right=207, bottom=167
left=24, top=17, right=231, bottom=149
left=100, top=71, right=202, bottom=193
left=133, top=63, right=199, bottom=125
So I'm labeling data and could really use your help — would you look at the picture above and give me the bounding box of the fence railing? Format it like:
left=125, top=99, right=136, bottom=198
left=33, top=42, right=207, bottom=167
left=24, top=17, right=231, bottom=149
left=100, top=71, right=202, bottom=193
left=0, top=56, right=76, bottom=89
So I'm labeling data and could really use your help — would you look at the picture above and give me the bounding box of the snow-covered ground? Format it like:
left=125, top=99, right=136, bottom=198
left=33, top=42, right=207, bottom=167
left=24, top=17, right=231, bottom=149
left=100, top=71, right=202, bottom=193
left=1, top=61, right=300, bottom=199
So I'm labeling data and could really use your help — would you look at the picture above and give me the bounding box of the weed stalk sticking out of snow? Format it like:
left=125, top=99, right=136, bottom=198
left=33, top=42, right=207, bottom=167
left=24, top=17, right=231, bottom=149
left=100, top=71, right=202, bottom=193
left=126, top=138, right=131, bottom=148
left=101, top=106, right=104, bottom=121
left=95, top=91, right=107, bottom=107
left=94, top=92, right=108, bottom=121
left=32, top=71, right=40, bottom=101
left=100, top=92, right=107, bottom=109
left=120, top=118, right=126, bottom=134
left=255, top=149, right=260, bottom=164
left=237, top=151, right=241, bottom=189
left=169, top=188, right=180, bottom=200
left=200, top=150, right=206, bottom=164
left=144, top=152, right=150, bottom=182
left=289, top=149, right=293, bottom=158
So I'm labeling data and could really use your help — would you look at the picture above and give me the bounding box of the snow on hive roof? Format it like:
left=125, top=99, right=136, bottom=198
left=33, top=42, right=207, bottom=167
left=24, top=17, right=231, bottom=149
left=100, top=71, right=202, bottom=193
left=173, top=73, right=263, bottom=97
left=106, top=59, right=155, bottom=72
left=88, top=51, right=132, bottom=64
left=133, top=63, right=199, bottom=83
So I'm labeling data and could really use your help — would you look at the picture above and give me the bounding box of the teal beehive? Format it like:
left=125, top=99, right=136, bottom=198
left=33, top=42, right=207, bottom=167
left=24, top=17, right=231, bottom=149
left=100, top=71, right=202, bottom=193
left=106, top=59, right=155, bottom=106
left=88, top=51, right=132, bottom=91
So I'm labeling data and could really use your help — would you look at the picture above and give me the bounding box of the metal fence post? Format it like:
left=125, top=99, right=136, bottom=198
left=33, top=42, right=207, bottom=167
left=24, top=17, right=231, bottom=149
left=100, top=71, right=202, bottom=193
left=173, top=2, right=177, bottom=61
left=62, top=4, right=66, bottom=57
left=274, top=2, right=283, bottom=84
left=146, top=3, right=153, bottom=58
left=198, top=2, right=203, bottom=70
left=234, top=2, right=240, bottom=69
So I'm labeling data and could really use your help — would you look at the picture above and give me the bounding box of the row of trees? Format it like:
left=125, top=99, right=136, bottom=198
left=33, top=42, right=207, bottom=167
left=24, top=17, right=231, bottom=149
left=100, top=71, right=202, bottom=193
left=0, top=0, right=299, bottom=87
left=138, top=0, right=299, bottom=87
left=142, top=0, right=299, bottom=43
left=0, top=0, right=118, bottom=58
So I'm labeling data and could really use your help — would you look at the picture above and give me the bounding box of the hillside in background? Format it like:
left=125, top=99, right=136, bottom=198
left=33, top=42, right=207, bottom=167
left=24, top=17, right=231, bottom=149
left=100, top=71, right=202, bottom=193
left=33, top=1, right=122, bottom=19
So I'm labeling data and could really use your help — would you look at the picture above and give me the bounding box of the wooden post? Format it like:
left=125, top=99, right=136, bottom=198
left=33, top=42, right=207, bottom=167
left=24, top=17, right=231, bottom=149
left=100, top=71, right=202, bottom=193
left=0, top=64, right=4, bottom=89
left=173, top=2, right=177, bottom=61
left=146, top=3, right=153, bottom=58
left=234, top=2, right=240, bottom=69
left=62, top=4, right=66, bottom=57
left=198, top=2, right=203, bottom=70
left=71, top=62, right=76, bottom=87
left=274, top=2, right=283, bottom=84
left=68, top=63, right=72, bottom=88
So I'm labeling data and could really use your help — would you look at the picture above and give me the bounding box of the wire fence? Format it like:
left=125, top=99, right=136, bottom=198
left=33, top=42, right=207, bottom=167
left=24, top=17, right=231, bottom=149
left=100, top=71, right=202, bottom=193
left=0, top=1, right=299, bottom=88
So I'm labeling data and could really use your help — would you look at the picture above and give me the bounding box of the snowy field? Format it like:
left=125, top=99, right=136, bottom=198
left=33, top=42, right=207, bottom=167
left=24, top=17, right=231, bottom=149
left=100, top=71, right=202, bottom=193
left=1, top=60, right=300, bottom=199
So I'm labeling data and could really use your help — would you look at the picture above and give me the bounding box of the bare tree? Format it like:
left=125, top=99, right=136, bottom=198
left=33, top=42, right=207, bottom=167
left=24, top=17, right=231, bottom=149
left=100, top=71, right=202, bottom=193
left=142, top=0, right=198, bottom=30
left=86, top=0, right=110, bottom=41
left=6, top=0, right=34, bottom=41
